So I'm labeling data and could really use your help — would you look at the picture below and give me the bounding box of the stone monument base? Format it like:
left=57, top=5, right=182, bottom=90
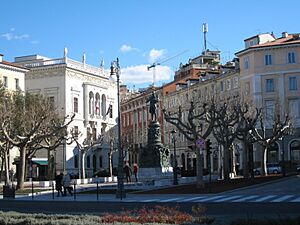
left=139, top=167, right=173, bottom=180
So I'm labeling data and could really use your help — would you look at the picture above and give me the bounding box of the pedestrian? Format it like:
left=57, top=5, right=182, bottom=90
left=55, top=172, right=63, bottom=197
left=62, top=172, right=73, bottom=196
left=133, top=163, right=139, bottom=182
left=124, top=162, right=132, bottom=183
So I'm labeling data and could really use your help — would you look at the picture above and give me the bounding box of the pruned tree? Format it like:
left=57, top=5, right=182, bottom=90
left=236, top=105, right=261, bottom=179
left=163, top=100, right=216, bottom=187
left=212, top=101, right=243, bottom=180
left=102, top=127, right=117, bottom=178
left=250, top=112, right=292, bottom=176
left=69, top=128, right=103, bottom=179
left=0, top=92, right=74, bottom=189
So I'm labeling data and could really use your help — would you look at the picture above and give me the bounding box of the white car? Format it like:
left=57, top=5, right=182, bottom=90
left=254, top=163, right=282, bottom=175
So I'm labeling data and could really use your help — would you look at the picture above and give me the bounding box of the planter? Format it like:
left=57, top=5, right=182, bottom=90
left=3, top=185, right=15, bottom=199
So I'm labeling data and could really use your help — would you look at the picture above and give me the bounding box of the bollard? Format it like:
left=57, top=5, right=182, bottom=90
left=52, top=182, right=55, bottom=200
left=96, top=181, right=99, bottom=201
left=73, top=182, right=76, bottom=200
left=31, top=179, right=34, bottom=200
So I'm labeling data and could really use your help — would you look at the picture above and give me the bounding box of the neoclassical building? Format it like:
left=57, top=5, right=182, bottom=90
left=14, top=51, right=119, bottom=178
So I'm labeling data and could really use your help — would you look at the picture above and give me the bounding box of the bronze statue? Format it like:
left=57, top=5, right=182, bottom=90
left=147, top=91, right=159, bottom=121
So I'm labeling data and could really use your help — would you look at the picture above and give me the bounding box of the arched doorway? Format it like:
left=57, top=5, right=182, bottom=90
left=290, top=140, right=300, bottom=165
left=92, top=155, right=97, bottom=173
left=267, top=142, right=279, bottom=163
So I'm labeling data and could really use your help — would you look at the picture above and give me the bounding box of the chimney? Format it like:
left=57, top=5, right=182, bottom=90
left=282, top=32, right=288, bottom=38
left=0, top=54, right=3, bottom=62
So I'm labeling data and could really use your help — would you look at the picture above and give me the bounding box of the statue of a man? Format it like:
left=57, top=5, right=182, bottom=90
left=147, top=91, right=159, bottom=121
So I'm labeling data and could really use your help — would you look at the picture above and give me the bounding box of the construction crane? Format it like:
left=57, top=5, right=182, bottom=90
left=147, top=50, right=189, bottom=87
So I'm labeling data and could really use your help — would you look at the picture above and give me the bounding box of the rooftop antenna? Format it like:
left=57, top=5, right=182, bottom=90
left=202, top=23, right=208, bottom=51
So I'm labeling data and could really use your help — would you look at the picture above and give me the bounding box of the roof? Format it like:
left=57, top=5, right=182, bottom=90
left=0, top=60, right=28, bottom=70
left=236, top=34, right=300, bottom=56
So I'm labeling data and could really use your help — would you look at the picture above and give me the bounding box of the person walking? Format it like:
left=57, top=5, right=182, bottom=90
left=62, top=172, right=73, bottom=196
left=133, top=163, right=139, bottom=182
left=124, top=162, right=132, bottom=183
left=55, top=172, right=63, bottom=197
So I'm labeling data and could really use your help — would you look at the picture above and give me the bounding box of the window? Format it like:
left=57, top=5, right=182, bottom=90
left=74, top=126, right=79, bottom=138
left=265, top=100, right=275, bottom=120
left=87, top=127, right=91, bottom=140
left=266, top=79, right=274, bottom=92
left=15, top=78, right=19, bottom=90
left=289, top=99, right=299, bottom=117
left=73, top=97, right=78, bottom=113
left=92, top=127, right=97, bottom=141
left=220, top=81, right=224, bottom=91
left=74, top=155, right=78, bottom=168
left=48, top=96, right=55, bottom=109
left=265, top=54, right=272, bottom=66
left=3, top=76, right=7, bottom=87
left=233, top=77, right=239, bottom=88
left=87, top=155, right=90, bottom=168
left=288, top=52, right=296, bottom=64
left=226, top=79, right=231, bottom=90
left=289, top=77, right=297, bottom=90
left=101, top=94, right=106, bottom=116
left=99, top=156, right=103, bottom=168
left=243, top=57, right=249, bottom=69
left=108, top=104, right=113, bottom=118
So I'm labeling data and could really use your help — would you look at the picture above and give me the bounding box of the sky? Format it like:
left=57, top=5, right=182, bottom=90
left=1, top=0, right=299, bottom=89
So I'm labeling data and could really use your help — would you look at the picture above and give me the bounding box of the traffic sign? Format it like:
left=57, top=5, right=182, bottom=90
left=196, top=139, right=205, bottom=148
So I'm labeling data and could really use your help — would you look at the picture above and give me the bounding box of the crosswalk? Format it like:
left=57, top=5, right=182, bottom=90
left=126, top=194, right=300, bottom=203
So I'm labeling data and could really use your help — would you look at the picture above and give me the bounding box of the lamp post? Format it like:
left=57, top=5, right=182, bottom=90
left=171, top=129, right=178, bottom=185
left=280, top=136, right=286, bottom=177
left=110, top=58, right=126, bottom=199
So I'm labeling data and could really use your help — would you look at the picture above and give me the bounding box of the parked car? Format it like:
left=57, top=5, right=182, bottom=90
left=296, top=164, right=300, bottom=172
left=254, top=163, right=282, bottom=175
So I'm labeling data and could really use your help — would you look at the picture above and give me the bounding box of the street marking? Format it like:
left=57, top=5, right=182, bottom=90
left=271, top=195, right=294, bottom=202
left=250, top=195, right=276, bottom=202
left=181, top=196, right=208, bottom=202
left=140, top=199, right=160, bottom=202
left=232, top=195, right=259, bottom=202
left=290, top=196, right=300, bottom=202
left=195, top=195, right=226, bottom=202
left=159, top=197, right=183, bottom=202
left=213, top=195, right=242, bottom=202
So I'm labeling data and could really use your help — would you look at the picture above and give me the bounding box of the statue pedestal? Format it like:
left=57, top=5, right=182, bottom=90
left=139, top=167, right=173, bottom=180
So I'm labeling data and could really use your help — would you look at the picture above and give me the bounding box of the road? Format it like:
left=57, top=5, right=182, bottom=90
left=0, top=175, right=299, bottom=222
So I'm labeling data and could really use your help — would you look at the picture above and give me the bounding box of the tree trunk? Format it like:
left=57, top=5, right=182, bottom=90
left=223, top=145, right=230, bottom=181
left=17, top=147, right=26, bottom=190
left=242, top=141, right=249, bottom=179
left=195, top=146, right=204, bottom=188
left=81, top=150, right=86, bottom=179
left=4, top=150, right=10, bottom=185
left=47, top=149, right=52, bottom=180
left=109, top=141, right=114, bottom=178
left=260, top=146, right=268, bottom=176
left=0, top=156, right=4, bottom=183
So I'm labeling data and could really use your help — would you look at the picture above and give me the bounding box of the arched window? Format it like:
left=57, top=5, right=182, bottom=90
left=74, top=155, right=78, bottom=168
left=95, top=93, right=100, bottom=116
left=290, top=140, right=300, bottom=164
left=99, top=156, right=103, bottom=168
left=93, top=155, right=97, bottom=173
left=187, top=153, right=192, bottom=170
left=267, top=142, right=279, bottom=163
left=87, top=155, right=90, bottom=168
left=89, top=92, right=94, bottom=115
left=101, top=94, right=106, bottom=117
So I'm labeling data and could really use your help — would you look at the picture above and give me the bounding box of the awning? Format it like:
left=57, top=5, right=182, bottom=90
left=32, top=160, right=48, bottom=166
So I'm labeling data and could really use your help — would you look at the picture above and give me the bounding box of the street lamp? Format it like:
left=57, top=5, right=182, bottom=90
left=171, top=129, right=178, bottom=185
left=110, top=58, right=126, bottom=199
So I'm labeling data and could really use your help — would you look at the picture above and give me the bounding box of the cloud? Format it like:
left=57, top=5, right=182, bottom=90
left=1, top=33, right=14, bottom=40
left=148, top=48, right=166, bottom=63
left=1, top=28, right=30, bottom=41
left=14, top=34, right=29, bottom=40
left=30, top=40, right=39, bottom=44
left=121, top=64, right=173, bottom=84
left=120, top=44, right=139, bottom=53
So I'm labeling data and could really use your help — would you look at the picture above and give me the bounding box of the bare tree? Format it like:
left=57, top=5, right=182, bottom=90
left=212, top=102, right=243, bottom=181
left=69, top=128, right=103, bottom=179
left=163, top=100, right=216, bottom=187
left=0, top=92, right=74, bottom=189
left=250, top=112, right=291, bottom=176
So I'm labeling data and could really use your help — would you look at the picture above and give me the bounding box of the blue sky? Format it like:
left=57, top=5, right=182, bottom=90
left=1, top=0, right=299, bottom=89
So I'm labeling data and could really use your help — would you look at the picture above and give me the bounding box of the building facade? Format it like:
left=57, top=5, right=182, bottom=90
left=14, top=52, right=119, bottom=178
